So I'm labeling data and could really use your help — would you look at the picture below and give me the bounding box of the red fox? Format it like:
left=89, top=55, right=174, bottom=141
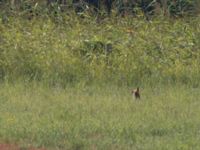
left=132, top=87, right=140, bottom=99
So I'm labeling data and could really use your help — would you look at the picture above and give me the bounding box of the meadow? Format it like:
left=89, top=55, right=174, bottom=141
left=0, top=83, right=200, bottom=150
left=0, top=12, right=200, bottom=149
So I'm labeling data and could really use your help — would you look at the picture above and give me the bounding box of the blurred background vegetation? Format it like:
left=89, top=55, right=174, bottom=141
left=0, top=0, right=200, bottom=87
left=0, top=0, right=200, bottom=17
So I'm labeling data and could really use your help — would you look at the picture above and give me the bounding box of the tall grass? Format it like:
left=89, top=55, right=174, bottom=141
left=0, top=13, right=200, bottom=86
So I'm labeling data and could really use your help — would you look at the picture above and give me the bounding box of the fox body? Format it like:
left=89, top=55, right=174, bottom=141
left=132, top=87, right=140, bottom=99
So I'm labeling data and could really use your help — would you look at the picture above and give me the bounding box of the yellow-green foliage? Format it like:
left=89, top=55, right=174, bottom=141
left=0, top=14, right=200, bottom=85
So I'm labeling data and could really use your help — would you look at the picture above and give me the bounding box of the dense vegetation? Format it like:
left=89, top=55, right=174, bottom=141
left=0, top=12, right=200, bottom=86
left=1, top=0, right=200, bottom=17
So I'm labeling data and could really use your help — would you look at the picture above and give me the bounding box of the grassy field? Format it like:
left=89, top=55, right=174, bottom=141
left=0, top=82, right=200, bottom=150
left=0, top=11, right=200, bottom=150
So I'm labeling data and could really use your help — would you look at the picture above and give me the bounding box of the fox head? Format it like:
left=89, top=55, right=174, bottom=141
left=131, top=87, right=139, bottom=93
